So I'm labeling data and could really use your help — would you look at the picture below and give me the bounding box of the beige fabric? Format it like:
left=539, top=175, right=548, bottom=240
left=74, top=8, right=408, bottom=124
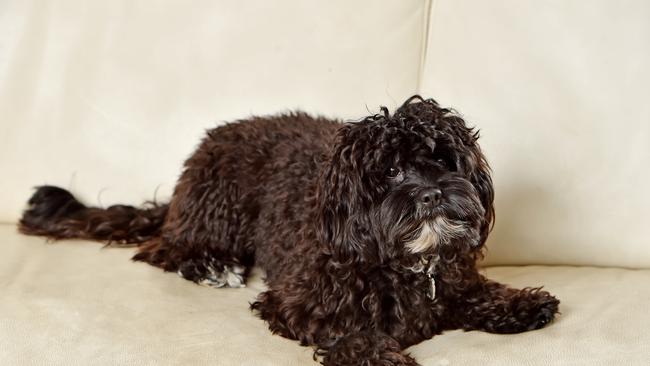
left=0, top=0, right=427, bottom=223
left=420, top=0, right=650, bottom=268
left=2, top=2, right=648, bottom=364
left=1, top=224, right=649, bottom=365
left=4, top=0, right=646, bottom=269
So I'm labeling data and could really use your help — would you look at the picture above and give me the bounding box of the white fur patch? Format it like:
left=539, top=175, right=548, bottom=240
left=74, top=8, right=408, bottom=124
left=405, top=222, right=437, bottom=253
left=405, top=217, right=466, bottom=253
left=198, top=264, right=247, bottom=288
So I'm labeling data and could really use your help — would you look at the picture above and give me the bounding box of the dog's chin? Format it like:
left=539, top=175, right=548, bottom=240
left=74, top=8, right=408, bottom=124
left=403, top=216, right=467, bottom=254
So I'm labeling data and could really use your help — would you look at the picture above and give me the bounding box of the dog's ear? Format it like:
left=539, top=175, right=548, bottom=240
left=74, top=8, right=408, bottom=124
left=316, top=124, right=375, bottom=258
left=468, top=143, right=495, bottom=248
left=429, top=103, right=494, bottom=250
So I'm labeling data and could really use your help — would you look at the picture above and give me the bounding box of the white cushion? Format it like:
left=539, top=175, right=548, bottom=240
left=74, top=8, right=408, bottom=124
left=420, top=0, right=650, bottom=267
left=1, top=225, right=647, bottom=365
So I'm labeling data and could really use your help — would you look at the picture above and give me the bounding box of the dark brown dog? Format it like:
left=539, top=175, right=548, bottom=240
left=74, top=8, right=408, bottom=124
left=19, top=96, right=559, bottom=365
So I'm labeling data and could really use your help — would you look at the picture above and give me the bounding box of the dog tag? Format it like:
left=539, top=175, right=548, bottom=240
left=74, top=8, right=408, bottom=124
left=409, top=257, right=437, bottom=300
left=425, top=261, right=436, bottom=300
left=427, top=273, right=436, bottom=300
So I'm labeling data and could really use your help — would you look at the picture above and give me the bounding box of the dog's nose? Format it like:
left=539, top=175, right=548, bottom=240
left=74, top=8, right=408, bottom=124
left=419, top=188, right=442, bottom=207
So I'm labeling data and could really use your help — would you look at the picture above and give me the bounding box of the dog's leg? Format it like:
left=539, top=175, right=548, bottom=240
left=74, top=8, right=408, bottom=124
left=132, top=237, right=250, bottom=288
left=252, top=265, right=421, bottom=366
left=456, top=279, right=560, bottom=334
left=319, top=331, right=420, bottom=366
left=133, top=167, right=256, bottom=288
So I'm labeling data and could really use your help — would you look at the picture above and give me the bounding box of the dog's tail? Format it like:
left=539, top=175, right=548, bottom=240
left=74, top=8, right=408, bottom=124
left=18, top=186, right=168, bottom=245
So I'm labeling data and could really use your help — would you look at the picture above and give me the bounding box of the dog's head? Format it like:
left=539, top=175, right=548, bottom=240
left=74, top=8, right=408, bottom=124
left=317, top=96, right=494, bottom=263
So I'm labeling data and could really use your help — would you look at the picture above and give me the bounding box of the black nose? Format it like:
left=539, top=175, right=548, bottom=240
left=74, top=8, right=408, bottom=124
left=419, top=188, right=442, bottom=207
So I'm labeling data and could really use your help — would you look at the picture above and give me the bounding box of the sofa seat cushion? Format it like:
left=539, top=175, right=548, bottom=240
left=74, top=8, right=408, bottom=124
left=1, top=224, right=647, bottom=365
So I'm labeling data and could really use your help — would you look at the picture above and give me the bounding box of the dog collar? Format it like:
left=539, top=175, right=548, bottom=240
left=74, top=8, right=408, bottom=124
left=408, top=257, right=437, bottom=300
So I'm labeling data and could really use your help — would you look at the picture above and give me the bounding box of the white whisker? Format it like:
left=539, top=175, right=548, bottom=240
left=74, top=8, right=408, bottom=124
left=405, top=217, right=466, bottom=253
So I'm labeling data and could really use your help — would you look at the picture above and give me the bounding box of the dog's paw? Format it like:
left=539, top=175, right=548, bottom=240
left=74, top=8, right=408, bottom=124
left=522, top=289, right=560, bottom=331
left=198, top=264, right=246, bottom=288
left=476, top=287, right=560, bottom=334
left=321, top=331, right=421, bottom=366
left=499, top=288, right=559, bottom=333
left=177, top=260, right=247, bottom=288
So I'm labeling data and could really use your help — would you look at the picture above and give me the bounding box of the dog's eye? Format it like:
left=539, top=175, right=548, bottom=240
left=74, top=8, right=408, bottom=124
left=436, top=158, right=448, bottom=168
left=386, top=167, right=403, bottom=180
left=435, top=157, right=456, bottom=171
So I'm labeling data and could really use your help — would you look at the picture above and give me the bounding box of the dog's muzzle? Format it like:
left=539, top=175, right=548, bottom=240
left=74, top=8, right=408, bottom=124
left=404, top=217, right=467, bottom=254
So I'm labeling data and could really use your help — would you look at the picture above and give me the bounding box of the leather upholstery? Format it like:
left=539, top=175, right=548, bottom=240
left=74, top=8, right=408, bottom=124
left=1, top=1, right=648, bottom=365
left=420, top=0, right=650, bottom=268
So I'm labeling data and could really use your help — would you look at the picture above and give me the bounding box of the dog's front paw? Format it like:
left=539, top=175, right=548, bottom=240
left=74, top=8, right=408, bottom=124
left=522, top=289, right=560, bottom=330
left=495, top=288, right=560, bottom=333
left=321, top=331, right=421, bottom=366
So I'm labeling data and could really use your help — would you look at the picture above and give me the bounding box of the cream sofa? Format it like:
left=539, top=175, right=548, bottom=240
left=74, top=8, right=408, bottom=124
left=1, top=1, right=649, bottom=365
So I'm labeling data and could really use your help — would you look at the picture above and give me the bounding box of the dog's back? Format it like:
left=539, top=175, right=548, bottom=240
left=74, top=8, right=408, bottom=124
left=180, top=113, right=342, bottom=281
left=19, top=112, right=341, bottom=284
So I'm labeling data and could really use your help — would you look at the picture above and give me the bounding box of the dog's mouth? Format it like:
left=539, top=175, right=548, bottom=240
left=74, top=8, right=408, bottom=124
left=402, top=216, right=467, bottom=254
left=378, top=178, right=485, bottom=254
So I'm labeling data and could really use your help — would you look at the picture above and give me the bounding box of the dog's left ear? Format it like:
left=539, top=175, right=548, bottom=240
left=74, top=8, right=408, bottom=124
left=316, top=124, right=376, bottom=259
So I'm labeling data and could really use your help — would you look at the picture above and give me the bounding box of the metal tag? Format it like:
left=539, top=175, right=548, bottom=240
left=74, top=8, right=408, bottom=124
left=427, top=273, right=436, bottom=299
left=426, top=264, right=436, bottom=300
left=408, top=257, right=437, bottom=300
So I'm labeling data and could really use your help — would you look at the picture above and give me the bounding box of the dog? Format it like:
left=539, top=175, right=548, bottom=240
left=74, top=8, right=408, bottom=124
left=19, top=96, right=559, bottom=365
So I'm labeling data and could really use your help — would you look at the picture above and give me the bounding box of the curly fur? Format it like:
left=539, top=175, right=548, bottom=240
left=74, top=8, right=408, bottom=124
left=19, top=96, right=559, bottom=365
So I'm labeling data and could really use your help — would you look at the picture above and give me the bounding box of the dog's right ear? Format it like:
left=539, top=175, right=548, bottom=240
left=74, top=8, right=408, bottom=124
left=316, top=124, right=374, bottom=259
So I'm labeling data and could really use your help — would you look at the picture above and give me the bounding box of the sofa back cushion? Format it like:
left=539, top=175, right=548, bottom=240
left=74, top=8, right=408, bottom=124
left=421, top=0, right=650, bottom=268
left=0, top=0, right=427, bottom=222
